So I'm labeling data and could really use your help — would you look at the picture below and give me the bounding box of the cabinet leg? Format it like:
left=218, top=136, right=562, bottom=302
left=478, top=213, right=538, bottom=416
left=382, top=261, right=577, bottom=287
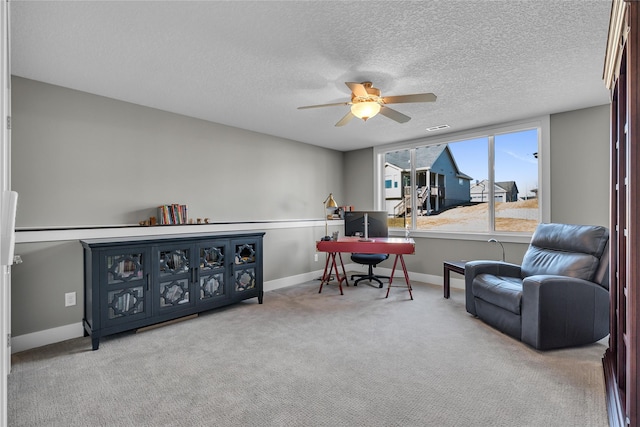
left=258, top=291, right=264, bottom=304
left=91, top=336, right=100, bottom=351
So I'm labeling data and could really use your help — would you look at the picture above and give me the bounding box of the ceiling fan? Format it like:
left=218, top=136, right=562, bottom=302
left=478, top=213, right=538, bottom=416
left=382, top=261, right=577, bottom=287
left=297, top=81, right=437, bottom=127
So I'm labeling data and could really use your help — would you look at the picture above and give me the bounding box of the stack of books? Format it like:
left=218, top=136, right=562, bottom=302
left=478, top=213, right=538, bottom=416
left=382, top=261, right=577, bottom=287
left=157, top=204, right=188, bottom=225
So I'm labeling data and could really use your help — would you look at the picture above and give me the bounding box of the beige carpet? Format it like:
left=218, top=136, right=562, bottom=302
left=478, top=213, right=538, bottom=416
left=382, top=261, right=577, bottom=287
left=8, top=278, right=608, bottom=426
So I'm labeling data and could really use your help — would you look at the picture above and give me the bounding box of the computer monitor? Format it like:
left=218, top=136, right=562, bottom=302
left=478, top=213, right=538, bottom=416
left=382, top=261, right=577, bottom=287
left=344, top=211, right=389, bottom=238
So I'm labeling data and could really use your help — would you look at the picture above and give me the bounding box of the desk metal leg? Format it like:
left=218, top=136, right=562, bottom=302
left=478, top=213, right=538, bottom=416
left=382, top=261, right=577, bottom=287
left=319, top=252, right=345, bottom=295
left=318, top=253, right=332, bottom=293
left=385, top=255, right=399, bottom=298
left=337, top=253, right=349, bottom=287
left=385, top=254, right=413, bottom=300
left=399, top=255, right=413, bottom=300
left=330, top=253, right=345, bottom=295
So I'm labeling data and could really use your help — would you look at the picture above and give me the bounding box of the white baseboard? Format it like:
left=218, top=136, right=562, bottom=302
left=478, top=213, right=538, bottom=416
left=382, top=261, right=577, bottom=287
left=12, top=322, right=84, bottom=354
left=13, top=268, right=459, bottom=353
left=263, top=270, right=325, bottom=292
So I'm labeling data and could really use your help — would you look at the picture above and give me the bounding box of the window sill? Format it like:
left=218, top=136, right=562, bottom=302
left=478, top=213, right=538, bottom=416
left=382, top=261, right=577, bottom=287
left=388, top=229, right=532, bottom=244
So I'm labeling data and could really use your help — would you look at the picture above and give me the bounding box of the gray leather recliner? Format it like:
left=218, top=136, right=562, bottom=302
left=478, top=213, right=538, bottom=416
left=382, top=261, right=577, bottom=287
left=465, top=223, right=609, bottom=350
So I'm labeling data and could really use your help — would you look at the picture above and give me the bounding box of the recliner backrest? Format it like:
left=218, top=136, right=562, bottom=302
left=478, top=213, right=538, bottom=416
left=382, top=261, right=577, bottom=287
left=520, top=223, right=609, bottom=285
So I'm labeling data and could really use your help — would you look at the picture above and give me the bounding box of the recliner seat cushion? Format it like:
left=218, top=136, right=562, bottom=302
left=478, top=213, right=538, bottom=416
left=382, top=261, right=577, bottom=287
left=472, top=274, right=523, bottom=314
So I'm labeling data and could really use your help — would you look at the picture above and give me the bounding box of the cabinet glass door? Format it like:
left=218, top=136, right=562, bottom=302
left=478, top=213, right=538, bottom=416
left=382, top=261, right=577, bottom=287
left=104, top=251, right=149, bottom=323
left=157, top=245, right=194, bottom=310
left=235, top=268, right=256, bottom=292
left=197, top=241, right=229, bottom=305
left=233, top=241, right=258, bottom=294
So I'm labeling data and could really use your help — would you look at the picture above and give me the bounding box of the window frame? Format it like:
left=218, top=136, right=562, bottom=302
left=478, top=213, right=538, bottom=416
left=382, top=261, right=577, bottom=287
left=373, top=116, right=550, bottom=244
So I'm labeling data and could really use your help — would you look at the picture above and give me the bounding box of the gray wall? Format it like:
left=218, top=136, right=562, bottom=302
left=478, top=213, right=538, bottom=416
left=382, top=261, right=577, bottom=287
left=343, top=148, right=375, bottom=210
left=12, top=241, right=84, bottom=335
left=10, top=76, right=611, bottom=342
left=11, top=77, right=344, bottom=337
left=550, top=105, right=610, bottom=225
left=12, top=77, right=344, bottom=227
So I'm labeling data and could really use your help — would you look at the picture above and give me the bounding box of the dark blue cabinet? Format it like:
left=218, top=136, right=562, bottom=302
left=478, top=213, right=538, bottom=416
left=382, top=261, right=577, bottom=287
left=82, top=232, right=264, bottom=350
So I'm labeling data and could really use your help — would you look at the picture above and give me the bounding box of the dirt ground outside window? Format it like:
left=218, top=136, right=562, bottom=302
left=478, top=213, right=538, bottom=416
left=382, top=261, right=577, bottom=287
left=389, top=199, right=539, bottom=233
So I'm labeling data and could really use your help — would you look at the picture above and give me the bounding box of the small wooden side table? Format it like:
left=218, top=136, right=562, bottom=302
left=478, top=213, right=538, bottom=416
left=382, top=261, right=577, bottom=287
left=443, top=260, right=467, bottom=299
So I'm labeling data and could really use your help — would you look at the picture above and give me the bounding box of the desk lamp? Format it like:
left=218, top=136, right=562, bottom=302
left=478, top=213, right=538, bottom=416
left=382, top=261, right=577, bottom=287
left=488, top=238, right=505, bottom=262
left=322, top=193, right=338, bottom=240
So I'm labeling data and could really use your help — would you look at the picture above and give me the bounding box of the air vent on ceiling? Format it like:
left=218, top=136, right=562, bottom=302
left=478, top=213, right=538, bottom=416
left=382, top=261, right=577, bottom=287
left=426, top=124, right=450, bottom=132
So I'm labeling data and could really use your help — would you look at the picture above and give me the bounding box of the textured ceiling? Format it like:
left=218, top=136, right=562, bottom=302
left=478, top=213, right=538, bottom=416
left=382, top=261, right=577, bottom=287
left=10, top=1, right=612, bottom=152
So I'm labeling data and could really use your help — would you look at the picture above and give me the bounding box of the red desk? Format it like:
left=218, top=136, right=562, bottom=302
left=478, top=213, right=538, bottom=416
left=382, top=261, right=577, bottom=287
left=316, top=237, right=416, bottom=299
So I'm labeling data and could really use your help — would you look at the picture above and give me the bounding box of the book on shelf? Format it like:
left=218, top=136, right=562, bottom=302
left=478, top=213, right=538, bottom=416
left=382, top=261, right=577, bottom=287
left=157, top=204, right=189, bottom=225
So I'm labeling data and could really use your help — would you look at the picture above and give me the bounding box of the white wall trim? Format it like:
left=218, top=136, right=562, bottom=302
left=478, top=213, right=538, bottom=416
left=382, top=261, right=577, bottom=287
left=12, top=266, right=456, bottom=353
left=16, top=219, right=343, bottom=244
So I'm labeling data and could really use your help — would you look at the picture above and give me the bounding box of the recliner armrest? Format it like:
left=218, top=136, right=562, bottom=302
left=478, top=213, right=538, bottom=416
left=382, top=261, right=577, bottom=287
left=521, top=275, right=609, bottom=349
left=464, top=260, right=522, bottom=315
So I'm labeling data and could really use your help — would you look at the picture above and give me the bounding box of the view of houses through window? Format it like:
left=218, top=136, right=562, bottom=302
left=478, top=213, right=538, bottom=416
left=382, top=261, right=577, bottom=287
left=383, top=128, right=539, bottom=233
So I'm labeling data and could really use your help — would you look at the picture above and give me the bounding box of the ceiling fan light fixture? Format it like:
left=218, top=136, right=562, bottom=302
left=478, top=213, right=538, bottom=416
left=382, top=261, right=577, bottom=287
left=298, top=81, right=436, bottom=126
left=350, top=101, right=381, bottom=121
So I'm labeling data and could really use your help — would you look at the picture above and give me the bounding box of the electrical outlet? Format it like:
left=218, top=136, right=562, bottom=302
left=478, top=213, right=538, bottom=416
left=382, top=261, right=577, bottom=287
left=314, top=253, right=318, bottom=262
left=65, top=292, right=76, bottom=307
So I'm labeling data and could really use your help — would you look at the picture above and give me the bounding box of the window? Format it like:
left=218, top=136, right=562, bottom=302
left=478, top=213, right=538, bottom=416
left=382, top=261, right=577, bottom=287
left=375, top=118, right=548, bottom=236
left=494, top=129, right=539, bottom=232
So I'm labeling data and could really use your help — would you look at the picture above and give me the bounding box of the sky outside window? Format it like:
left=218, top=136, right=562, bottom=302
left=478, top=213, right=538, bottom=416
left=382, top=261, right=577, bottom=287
left=448, top=130, right=538, bottom=196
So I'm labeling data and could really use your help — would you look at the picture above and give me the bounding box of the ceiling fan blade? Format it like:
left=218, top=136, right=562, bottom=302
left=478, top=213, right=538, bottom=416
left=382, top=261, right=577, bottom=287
left=335, top=111, right=355, bottom=127
left=345, top=82, right=369, bottom=98
left=379, top=106, right=411, bottom=123
left=298, top=102, right=350, bottom=110
left=382, top=93, right=437, bottom=104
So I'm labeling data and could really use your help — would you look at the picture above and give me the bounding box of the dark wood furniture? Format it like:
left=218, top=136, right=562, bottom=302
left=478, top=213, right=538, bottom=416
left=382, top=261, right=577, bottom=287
left=603, top=2, right=640, bottom=425
left=81, top=231, right=264, bottom=350
left=316, top=237, right=416, bottom=299
left=443, top=260, right=466, bottom=299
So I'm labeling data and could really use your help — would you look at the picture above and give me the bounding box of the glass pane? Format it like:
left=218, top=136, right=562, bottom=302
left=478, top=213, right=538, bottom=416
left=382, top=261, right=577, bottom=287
left=160, top=279, right=190, bottom=307
left=235, top=243, right=256, bottom=264
left=235, top=268, right=255, bottom=291
left=159, top=249, right=190, bottom=276
left=384, top=149, right=412, bottom=229
left=107, top=254, right=144, bottom=284
left=200, top=246, right=224, bottom=271
left=494, top=129, right=539, bottom=232
left=418, top=138, right=489, bottom=232
left=108, top=286, right=144, bottom=319
left=200, top=273, right=225, bottom=300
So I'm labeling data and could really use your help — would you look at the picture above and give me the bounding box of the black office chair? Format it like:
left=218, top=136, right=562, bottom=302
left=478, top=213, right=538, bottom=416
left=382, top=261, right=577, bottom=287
left=344, top=211, right=391, bottom=288
left=350, top=253, right=390, bottom=288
